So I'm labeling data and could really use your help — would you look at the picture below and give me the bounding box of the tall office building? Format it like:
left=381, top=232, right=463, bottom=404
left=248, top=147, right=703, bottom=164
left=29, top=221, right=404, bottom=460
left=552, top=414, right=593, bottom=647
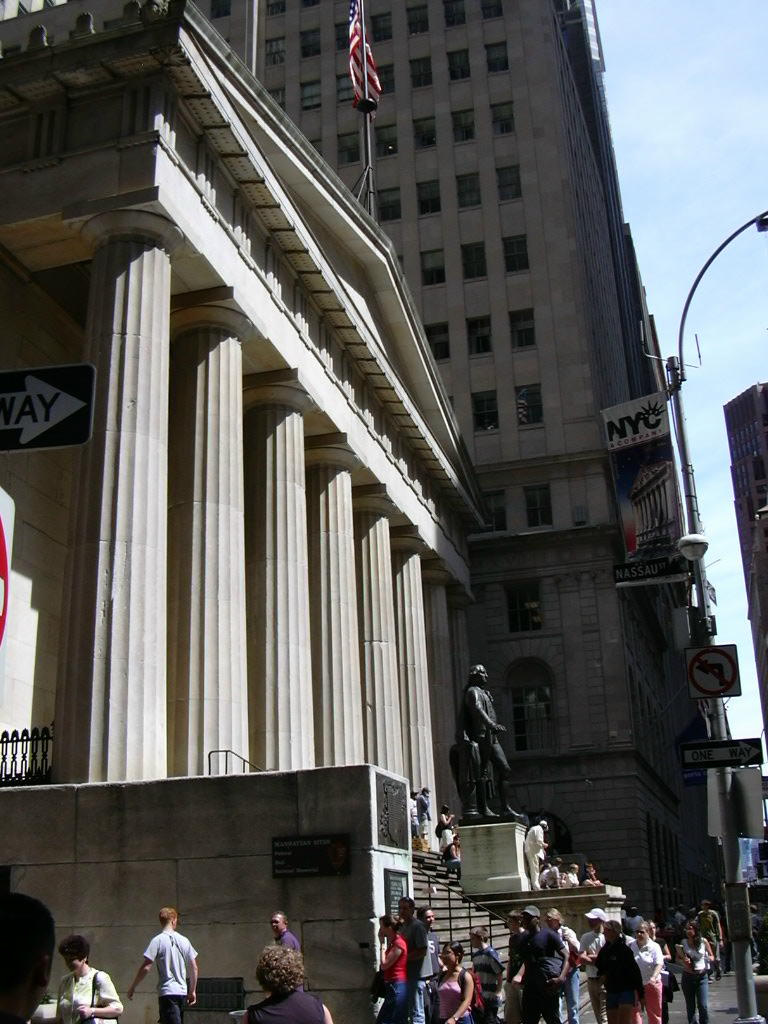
left=724, top=384, right=768, bottom=734
left=0, top=0, right=716, bottom=904
left=245, top=0, right=713, bottom=904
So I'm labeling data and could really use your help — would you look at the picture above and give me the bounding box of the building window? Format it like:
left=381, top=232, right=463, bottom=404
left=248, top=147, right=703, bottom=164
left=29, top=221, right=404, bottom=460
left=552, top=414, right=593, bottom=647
left=503, top=234, right=529, bottom=272
left=371, top=12, right=392, bottom=41
left=421, top=250, right=446, bottom=286
left=407, top=4, right=429, bottom=33
left=516, top=384, right=542, bottom=424
left=426, top=323, right=450, bottom=361
left=485, top=490, right=507, bottom=531
left=268, top=87, right=285, bottom=108
left=448, top=49, right=470, bottom=80
left=417, top=180, right=441, bottom=215
left=472, top=390, right=498, bottom=431
left=524, top=484, right=552, bottom=527
left=266, top=0, right=285, bottom=13
left=497, top=164, right=521, bottom=200
left=410, top=57, right=433, bottom=88
left=265, top=37, right=285, bottom=66
left=754, top=456, right=766, bottom=480
left=444, top=0, right=465, bottom=26
left=510, top=308, right=535, bottom=348
left=375, top=124, right=398, bottom=157
left=338, top=131, right=360, bottom=164
left=378, top=187, right=401, bottom=221
left=300, top=28, right=321, bottom=58
left=300, top=81, right=321, bottom=110
left=482, top=0, right=503, bottom=16
left=467, top=316, right=491, bottom=355
left=211, top=0, right=231, bottom=18
left=302, top=0, right=319, bottom=6
left=335, top=22, right=347, bottom=50
left=378, top=64, right=395, bottom=93
left=456, top=172, right=481, bottom=208
left=461, top=242, right=486, bottom=279
left=413, top=117, right=436, bottom=149
left=336, top=74, right=354, bottom=103
left=491, top=101, right=515, bottom=134
left=506, top=585, right=542, bottom=632
left=452, top=109, right=474, bottom=142
left=508, top=675, right=552, bottom=751
left=486, top=41, right=509, bottom=72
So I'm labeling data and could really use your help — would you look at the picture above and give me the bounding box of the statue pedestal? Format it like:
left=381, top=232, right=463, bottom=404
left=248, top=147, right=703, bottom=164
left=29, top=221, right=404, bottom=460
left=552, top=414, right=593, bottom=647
left=460, top=820, right=529, bottom=896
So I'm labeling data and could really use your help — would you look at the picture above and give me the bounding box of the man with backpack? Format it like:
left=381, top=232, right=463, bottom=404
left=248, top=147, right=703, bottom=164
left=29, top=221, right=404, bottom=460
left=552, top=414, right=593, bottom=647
left=509, top=906, right=568, bottom=1024
left=470, top=926, right=504, bottom=1022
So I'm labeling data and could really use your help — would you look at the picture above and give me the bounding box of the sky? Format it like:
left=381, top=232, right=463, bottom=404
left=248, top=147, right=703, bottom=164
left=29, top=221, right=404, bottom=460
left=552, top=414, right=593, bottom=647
left=596, top=1, right=768, bottom=745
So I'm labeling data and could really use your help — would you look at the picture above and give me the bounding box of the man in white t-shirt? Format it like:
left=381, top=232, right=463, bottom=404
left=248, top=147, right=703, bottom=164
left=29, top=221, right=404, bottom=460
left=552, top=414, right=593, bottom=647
left=578, top=909, right=607, bottom=1024
left=127, top=907, right=198, bottom=1024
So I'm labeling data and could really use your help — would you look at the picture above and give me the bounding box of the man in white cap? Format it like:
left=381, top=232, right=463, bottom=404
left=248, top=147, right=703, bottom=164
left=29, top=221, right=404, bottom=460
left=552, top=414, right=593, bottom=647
left=524, top=820, right=548, bottom=890
left=578, top=909, right=608, bottom=1024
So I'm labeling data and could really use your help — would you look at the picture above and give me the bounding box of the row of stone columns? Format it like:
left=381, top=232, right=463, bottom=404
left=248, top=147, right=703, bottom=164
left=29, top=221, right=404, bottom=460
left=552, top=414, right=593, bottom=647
left=55, top=211, right=469, bottom=794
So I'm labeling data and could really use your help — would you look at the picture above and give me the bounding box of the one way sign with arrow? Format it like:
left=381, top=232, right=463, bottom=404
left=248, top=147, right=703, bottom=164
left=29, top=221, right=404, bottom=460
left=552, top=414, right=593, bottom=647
left=0, top=364, right=95, bottom=452
left=680, top=737, right=763, bottom=769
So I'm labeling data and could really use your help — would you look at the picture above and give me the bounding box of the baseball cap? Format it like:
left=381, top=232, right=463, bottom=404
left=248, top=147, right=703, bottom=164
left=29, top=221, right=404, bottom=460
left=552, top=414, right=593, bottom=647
left=522, top=905, right=540, bottom=918
left=585, top=908, right=607, bottom=921
left=539, top=820, right=548, bottom=828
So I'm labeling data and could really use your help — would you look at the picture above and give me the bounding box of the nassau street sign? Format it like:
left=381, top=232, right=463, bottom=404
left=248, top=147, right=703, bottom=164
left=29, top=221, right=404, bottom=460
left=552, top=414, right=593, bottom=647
left=680, top=737, right=763, bottom=770
left=0, top=364, right=95, bottom=452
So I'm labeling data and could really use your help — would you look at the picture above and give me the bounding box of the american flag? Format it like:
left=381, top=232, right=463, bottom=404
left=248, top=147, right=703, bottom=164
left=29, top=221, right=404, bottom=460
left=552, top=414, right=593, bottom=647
left=348, top=0, right=381, bottom=112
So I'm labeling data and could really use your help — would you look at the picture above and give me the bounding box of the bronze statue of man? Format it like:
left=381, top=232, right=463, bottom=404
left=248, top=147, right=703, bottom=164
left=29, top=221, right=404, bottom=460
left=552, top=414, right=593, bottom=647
left=453, top=664, right=526, bottom=823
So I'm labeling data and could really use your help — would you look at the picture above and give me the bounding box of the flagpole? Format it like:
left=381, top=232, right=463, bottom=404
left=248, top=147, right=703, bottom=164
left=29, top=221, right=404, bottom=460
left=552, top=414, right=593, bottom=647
left=352, top=0, right=377, bottom=218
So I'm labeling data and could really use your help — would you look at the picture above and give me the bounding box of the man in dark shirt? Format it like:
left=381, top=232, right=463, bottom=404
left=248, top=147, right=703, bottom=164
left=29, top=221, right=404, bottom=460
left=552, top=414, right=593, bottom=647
left=399, top=898, right=430, bottom=1024
left=511, top=905, right=568, bottom=1024
left=270, top=912, right=301, bottom=951
left=0, top=893, right=55, bottom=1024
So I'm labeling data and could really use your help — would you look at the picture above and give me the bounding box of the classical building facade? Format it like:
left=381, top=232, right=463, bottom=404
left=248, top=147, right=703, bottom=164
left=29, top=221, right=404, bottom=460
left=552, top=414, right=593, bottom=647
left=0, top=1, right=483, bottom=796
left=724, top=383, right=768, bottom=737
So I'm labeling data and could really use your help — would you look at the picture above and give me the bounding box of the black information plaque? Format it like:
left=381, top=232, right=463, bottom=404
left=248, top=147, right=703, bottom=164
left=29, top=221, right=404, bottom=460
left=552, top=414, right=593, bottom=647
left=376, top=773, right=408, bottom=849
left=272, top=834, right=351, bottom=877
left=384, top=868, right=409, bottom=918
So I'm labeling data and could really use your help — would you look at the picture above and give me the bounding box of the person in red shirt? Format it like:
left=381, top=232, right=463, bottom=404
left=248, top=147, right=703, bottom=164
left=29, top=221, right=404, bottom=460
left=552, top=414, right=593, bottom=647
left=378, top=915, right=408, bottom=1024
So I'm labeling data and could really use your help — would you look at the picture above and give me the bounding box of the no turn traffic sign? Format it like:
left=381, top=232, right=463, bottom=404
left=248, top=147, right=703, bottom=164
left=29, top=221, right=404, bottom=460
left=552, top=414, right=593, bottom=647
left=686, top=644, right=741, bottom=698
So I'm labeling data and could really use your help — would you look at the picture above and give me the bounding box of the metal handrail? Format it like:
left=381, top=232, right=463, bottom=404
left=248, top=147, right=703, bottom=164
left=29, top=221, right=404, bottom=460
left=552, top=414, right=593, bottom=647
left=413, top=853, right=509, bottom=953
left=206, top=749, right=262, bottom=775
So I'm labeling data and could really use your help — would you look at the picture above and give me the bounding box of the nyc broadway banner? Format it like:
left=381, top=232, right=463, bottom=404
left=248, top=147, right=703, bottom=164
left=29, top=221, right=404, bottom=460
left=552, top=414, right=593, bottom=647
left=601, top=393, right=686, bottom=586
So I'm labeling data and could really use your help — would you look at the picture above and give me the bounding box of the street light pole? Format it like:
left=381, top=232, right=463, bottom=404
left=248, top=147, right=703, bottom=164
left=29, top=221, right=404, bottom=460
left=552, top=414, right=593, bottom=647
left=668, top=209, right=768, bottom=1024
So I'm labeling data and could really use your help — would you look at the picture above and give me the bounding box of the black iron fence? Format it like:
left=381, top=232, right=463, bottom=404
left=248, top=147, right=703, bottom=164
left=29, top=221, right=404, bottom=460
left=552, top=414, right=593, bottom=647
left=0, top=726, right=53, bottom=786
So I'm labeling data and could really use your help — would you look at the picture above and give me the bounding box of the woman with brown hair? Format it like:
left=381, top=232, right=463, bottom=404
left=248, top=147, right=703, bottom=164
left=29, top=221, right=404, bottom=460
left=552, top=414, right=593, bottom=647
left=246, top=947, right=333, bottom=1024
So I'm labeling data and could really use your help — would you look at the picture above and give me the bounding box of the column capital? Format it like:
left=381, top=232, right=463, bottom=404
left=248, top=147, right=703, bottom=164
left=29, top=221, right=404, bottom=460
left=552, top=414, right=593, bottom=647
left=390, top=525, right=429, bottom=556
left=171, top=305, right=254, bottom=342
left=352, top=483, right=397, bottom=518
left=305, top=433, right=359, bottom=472
left=82, top=210, right=184, bottom=254
left=243, top=368, right=315, bottom=414
left=421, top=559, right=452, bottom=587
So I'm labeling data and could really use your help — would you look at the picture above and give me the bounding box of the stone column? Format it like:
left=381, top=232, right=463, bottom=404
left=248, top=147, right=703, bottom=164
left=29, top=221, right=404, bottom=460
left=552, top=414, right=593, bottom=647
left=448, top=585, right=472, bottom=706
left=243, top=373, right=314, bottom=771
left=422, top=561, right=456, bottom=806
left=167, top=306, right=250, bottom=776
left=391, top=527, right=437, bottom=801
left=305, top=435, right=364, bottom=766
left=353, top=485, right=404, bottom=776
left=55, top=210, right=182, bottom=783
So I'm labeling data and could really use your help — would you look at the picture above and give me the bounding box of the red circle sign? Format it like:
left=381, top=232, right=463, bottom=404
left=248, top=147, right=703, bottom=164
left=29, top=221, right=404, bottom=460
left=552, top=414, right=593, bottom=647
left=687, top=646, right=738, bottom=696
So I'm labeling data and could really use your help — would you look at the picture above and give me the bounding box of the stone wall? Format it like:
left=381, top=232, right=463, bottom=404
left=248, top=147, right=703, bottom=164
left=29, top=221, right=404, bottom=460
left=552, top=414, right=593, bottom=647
left=0, top=765, right=409, bottom=1024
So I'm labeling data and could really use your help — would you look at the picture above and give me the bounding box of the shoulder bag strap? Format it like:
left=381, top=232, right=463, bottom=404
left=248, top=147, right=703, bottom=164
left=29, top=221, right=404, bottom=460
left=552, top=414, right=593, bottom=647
left=91, top=971, right=99, bottom=1008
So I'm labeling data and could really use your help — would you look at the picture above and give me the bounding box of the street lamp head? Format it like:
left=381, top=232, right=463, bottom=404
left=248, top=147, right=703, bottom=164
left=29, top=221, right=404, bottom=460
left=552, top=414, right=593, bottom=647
left=677, top=533, right=709, bottom=562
